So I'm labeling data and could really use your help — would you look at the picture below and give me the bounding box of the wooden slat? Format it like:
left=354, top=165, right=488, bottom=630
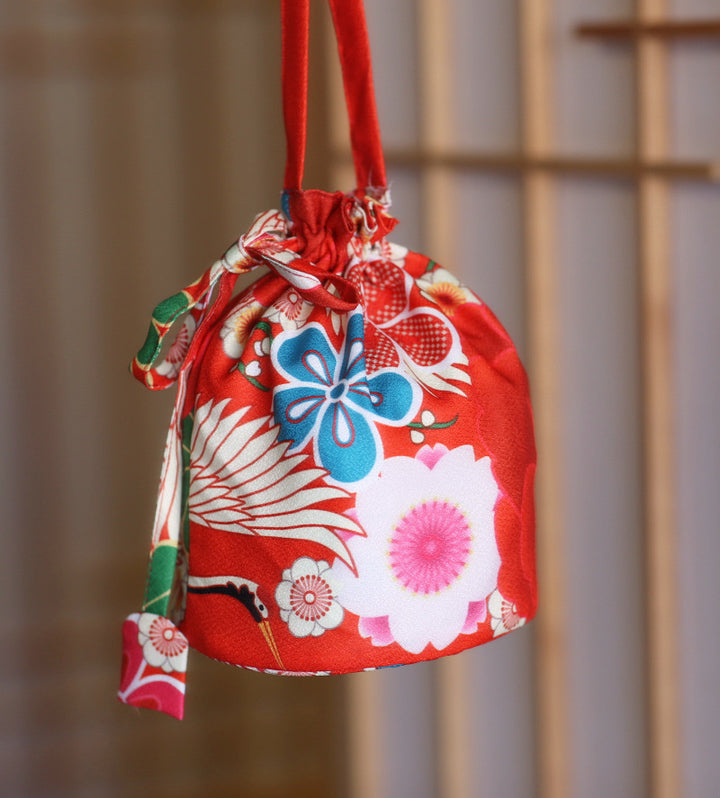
left=415, top=2, right=469, bottom=797
left=519, top=3, right=569, bottom=798
left=417, top=0, right=458, bottom=271
left=435, top=654, right=469, bottom=798
left=344, top=675, right=384, bottom=798
left=635, top=1, right=681, bottom=796
left=339, top=149, right=720, bottom=181
left=577, top=18, right=720, bottom=39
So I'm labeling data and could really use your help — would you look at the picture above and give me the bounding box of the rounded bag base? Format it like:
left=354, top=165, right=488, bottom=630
left=175, top=216, right=537, bottom=676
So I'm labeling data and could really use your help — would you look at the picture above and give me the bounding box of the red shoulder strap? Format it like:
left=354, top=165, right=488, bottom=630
left=282, top=0, right=387, bottom=193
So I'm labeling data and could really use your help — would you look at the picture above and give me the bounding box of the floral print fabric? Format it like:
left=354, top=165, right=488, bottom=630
left=123, top=189, right=537, bottom=718
left=330, top=445, right=501, bottom=654
left=276, top=557, right=344, bottom=637
left=271, top=309, right=420, bottom=485
left=347, top=256, right=472, bottom=396
left=416, top=266, right=480, bottom=317
left=187, top=398, right=362, bottom=565
left=118, top=613, right=188, bottom=720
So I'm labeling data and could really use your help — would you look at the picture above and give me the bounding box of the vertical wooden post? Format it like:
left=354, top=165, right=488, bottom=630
left=344, top=674, right=384, bottom=798
left=416, top=2, right=471, bottom=797
left=417, top=0, right=457, bottom=269
left=519, top=4, right=569, bottom=798
left=635, top=2, right=681, bottom=796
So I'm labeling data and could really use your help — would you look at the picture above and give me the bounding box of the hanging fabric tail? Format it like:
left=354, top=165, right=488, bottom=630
left=117, top=369, right=191, bottom=720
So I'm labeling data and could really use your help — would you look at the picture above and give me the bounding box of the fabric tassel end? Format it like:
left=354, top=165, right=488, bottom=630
left=118, top=613, right=188, bottom=720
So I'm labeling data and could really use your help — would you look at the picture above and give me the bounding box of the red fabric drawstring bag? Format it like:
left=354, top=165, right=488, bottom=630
left=118, top=0, right=537, bottom=720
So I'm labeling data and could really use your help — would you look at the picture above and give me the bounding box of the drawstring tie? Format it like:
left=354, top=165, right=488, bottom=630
left=131, top=193, right=395, bottom=391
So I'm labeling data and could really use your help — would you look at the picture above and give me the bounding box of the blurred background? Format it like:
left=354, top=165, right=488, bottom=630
left=1, top=1, right=718, bottom=796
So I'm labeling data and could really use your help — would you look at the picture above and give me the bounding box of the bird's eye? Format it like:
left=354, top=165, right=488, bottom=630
left=258, top=604, right=265, bottom=612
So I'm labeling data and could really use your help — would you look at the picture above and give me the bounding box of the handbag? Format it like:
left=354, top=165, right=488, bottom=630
left=118, top=0, right=537, bottom=720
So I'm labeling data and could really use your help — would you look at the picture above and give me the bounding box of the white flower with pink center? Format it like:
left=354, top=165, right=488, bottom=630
left=389, top=500, right=472, bottom=594
left=487, top=589, right=526, bottom=637
left=137, top=613, right=189, bottom=673
left=330, top=445, right=500, bottom=654
left=276, top=557, right=344, bottom=638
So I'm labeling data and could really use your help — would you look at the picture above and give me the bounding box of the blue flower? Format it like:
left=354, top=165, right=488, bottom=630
left=271, top=311, right=419, bottom=484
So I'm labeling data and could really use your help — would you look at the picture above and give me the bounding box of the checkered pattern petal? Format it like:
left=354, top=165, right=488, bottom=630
left=383, top=313, right=454, bottom=368
left=362, top=322, right=400, bottom=373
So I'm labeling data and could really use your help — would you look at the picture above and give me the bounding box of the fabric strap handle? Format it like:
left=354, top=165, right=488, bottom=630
left=282, top=0, right=387, bottom=192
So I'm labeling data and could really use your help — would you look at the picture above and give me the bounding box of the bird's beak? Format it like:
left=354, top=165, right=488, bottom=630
left=259, top=620, right=284, bottom=670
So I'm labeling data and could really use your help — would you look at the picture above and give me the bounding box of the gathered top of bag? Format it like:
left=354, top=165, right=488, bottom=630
left=119, top=0, right=537, bottom=721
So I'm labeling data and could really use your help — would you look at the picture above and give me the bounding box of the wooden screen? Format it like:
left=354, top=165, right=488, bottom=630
left=329, top=1, right=720, bottom=797
left=2, top=2, right=719, bottom=797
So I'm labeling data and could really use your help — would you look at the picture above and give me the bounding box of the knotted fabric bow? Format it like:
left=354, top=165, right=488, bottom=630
left=131, top=194, right=394, bottom=391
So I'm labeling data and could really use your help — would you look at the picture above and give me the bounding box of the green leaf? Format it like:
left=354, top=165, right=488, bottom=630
left=407, top=414, right=459, bottom=431
left=237, top=361, right=270, bottom=392
left=256, top=320, right=273, bottom=338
